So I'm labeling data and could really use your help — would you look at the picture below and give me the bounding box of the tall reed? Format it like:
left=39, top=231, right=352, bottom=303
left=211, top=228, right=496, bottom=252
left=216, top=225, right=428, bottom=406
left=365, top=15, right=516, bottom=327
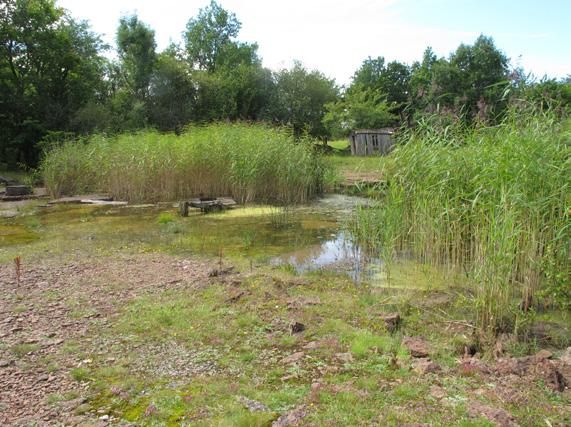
left=350, top=108, right=570, bottom=335
left=41, top=123, right=325, bottom=204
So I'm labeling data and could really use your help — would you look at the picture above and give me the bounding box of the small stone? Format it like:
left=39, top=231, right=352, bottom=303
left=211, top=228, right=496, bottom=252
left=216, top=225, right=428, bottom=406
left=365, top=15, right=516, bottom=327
left=379, top=312, right=401, bottom=332
left=289, top=321, right=305, bottom=334
left=430, top=385, right=447, bottom=399
left=558, top=347, right=571, bottom=365
left=303, top=337, right=339, bottom=351
left=412, top=358, right=441, bottom=375
left=0, top=359, right=13, bottom=368
left=41, top=338, right=64, bottom=347
left=99, top=414, right=110, bottom=421
left=468, top=402, right=517, bottom=427
left=74, top=403, right=91, bottom=415
left=281, top=373, right=299, bottom=381
left=286, top=296, right=321, bottom=309
left=334, top=352, right=354, bottom=363
left=281, top=352, right=304, bottom=365
left=458, top=358, right=491, bottom=375
left=144, top=403, right=157, bottom=417
left=37, top=374, right=49, bottom=382
left=272, top=405, right=309, bottom=427
left=535, top=349, right=553, bottom=360
left=237, top=396, right=269, bottom=412
left=59, top=397, right=87, bottom=411
left=403, top=336, right=430, bottom=358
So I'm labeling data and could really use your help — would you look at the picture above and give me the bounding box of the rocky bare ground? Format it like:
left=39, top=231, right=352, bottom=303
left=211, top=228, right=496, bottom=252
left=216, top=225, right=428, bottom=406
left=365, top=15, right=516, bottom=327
left=0, top=252, right=570, bottom=425
left=0, top=253, right=212, bottom=425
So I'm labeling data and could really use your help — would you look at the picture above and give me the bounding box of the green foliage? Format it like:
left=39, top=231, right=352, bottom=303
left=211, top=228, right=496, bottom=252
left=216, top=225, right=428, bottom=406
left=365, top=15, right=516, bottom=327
left=352, top=56, right=411, bottom=107
left=156, top=212, right=175, bottom=225
left=324, top=85, right=398, bottom=137
left=41, top=123, right=325, bottom=203
left=1, top=1, right=567, bottom=171
left=0, top=0, right=108, bottom=166
left=351, top=109, right=570, bottom=335
left=184, top=0, right=257, bottom=72
left=116, top=14, right=157, bottom=101
left=411, top=35, right=509, bottom=123
left=148, top=50, right=195, bottom=131
left=271, top=61, right=339, bottom=138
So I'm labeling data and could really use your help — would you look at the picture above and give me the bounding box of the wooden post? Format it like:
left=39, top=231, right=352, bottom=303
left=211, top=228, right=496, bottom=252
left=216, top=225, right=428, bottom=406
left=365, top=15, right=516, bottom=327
left=178, top=201, right=189, bottom=217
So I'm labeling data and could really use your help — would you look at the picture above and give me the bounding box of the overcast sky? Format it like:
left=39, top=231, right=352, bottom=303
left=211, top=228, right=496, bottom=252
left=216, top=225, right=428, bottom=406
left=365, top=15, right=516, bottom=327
left=58, top=0, right=571, bottom=85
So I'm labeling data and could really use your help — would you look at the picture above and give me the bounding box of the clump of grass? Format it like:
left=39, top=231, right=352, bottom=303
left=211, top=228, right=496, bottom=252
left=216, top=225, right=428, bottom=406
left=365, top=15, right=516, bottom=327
left=41, top=123, right=325, bottom=204
left=156, top=212, right=174, bottom=224
left=350, top=108, right=570, bottom=337
left=10, top=343, right=40, bottom=357
left=268, top=206, right=294, bottom=230
left=70, top=367, right=91, bottom=382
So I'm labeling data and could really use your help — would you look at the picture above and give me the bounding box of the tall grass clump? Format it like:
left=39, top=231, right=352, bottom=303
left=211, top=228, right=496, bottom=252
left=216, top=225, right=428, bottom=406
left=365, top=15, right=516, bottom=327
left=351, top=108, right=570, bottom=337
left=41, top=123, right=325, bottom=204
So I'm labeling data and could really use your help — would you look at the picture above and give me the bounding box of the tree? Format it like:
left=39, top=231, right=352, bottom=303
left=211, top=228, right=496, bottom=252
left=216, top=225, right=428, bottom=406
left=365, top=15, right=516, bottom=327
left=270, top=62, right=339, bottom=138
left=116, top=14, right=157, bottom=101
left=409, top=47, right=438, bottom=115
left=184, top=0, right=257, bottom=72
left=323, top=86, right=398, bottom=138
left=427, top=35, right=509, bottom=121
left=0, top=0, right=107, bottom=166
left=351, top=56, right=411, bottom=121
left=148, top=49, right=195, bottom=132
left=353, top=57, right=411, bottom=104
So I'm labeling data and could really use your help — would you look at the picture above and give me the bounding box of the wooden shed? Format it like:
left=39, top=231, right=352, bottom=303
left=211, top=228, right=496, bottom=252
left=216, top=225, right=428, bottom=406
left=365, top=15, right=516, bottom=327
left=349, top=128, right=394, bottom=156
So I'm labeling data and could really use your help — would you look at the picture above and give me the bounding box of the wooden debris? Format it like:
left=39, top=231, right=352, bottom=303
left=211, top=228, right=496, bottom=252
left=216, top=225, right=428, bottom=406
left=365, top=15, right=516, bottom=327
left=48, top=195, right=126, bottom=206
left=179, top=197, right=237, bottom=215
left=6, top=185, right=32, bottom=197
left=178, top=201, right=189, bottom=217
left=0, top=176, right=18, bottom=185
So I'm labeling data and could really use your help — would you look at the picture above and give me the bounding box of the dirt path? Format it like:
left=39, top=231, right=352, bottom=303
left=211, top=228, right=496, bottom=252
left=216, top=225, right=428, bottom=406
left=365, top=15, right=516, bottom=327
left=0, top=253, right=213, bottom=425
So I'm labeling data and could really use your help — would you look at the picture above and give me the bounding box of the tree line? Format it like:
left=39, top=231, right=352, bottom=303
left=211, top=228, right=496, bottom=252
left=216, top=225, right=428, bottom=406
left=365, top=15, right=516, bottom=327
left=1, top=0, right=570, bottom=168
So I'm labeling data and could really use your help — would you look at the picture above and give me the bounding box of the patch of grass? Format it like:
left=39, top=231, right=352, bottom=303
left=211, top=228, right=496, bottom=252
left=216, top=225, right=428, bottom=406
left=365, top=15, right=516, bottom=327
left=10, top=343, right=40, bottom=357
left=70, top=367, right=91, bottom=382
left=328, top=139, right=350, bottom=151
left=349, top=330, right=393, bottom=359
left=156, top=212, right=175, bottom=224
left=326, top=153, right=383, bottom=175
left=45, top=393, right=64, bottom=405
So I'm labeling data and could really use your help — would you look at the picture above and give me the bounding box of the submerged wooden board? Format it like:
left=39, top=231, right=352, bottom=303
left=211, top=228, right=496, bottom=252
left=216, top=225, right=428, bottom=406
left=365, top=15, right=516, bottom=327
left=179, top=197, right=237, bottom=215
left=48, top=195, right=113, bottom=205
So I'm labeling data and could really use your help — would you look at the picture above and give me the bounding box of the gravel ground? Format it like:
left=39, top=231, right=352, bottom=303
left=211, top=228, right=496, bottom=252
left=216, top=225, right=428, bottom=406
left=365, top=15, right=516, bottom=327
left=0, top=253, right=214, bottom=425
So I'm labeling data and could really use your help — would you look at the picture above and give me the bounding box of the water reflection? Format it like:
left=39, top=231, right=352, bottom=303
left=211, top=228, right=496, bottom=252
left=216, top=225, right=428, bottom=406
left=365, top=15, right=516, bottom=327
left=271, top=230, right=382, bottom=282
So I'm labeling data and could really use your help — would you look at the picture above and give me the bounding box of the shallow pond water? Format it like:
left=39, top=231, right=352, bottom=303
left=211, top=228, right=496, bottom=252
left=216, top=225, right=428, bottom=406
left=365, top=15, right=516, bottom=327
left=0, top=195, right=420, bottom=284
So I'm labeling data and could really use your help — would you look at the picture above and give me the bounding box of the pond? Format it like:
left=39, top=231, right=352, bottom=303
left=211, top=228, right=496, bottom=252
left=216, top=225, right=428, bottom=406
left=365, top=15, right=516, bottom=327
left=1, top=195, right=382, bottom=276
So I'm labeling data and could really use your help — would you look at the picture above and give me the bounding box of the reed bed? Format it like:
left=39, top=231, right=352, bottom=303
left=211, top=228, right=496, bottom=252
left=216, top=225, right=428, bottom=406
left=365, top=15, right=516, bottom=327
left=351, top=109, right=570, bottom=335
left=41, top=123, right=325, bottom=204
